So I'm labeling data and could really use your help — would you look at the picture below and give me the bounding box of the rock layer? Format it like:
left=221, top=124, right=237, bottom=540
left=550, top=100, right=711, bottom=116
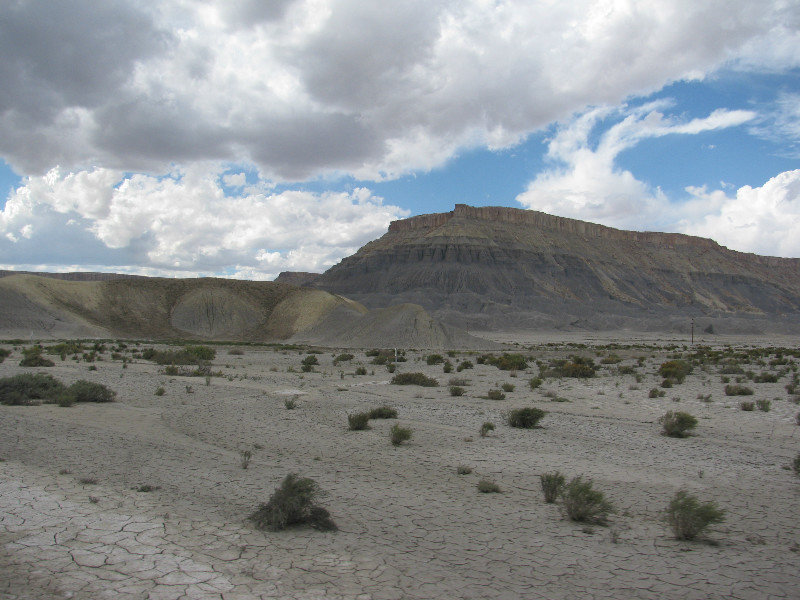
left=316, top=204, right=800, bottom=332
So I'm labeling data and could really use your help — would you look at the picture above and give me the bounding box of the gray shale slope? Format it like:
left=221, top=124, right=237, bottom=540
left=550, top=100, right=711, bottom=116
left=315, top=204, right=800, bottom=332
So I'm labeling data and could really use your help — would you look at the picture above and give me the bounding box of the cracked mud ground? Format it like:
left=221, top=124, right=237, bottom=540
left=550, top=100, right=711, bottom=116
left=2, top=340, right=800, bottom=599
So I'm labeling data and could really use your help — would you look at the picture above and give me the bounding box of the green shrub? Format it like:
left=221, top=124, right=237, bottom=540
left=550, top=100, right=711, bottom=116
left=449, top=386, right=465, bottom=397
left=648, top=387, right=665, bottom=398
left=348, top=412, right=370, bottom=430
left=368, top=405, right=397, bottom=419
left=506, top=407, right=546, bottom=428
left=442, top=361, right=453, bottom=373
left=529, top=377, right=543, bottom=390
left=456, top=360, right=473, bottom=372
left=284, top=398, right=297, bottom=410
left=501, top=383, right=515, bottom=392
left=793, top=453, right=800, bottom=476
left=249, top=473, right=336, bottom=531
left=457, top=465, right=472, bottom=475
left=45, top=342, right=83, bottom=356
left=0, top=348, right=10, bottom=364
left=64, top=380, right=116, bottom=403
left=658, top=360, right=692, bottom=383
left=543, top=356, right=597, bottom=378
left=333, top=353, right=354, bottom=363
left=185, top=345, right=216, bottom=361
left=753, top=372, right=778, bottom=383
left=488, top=353, right=528, bottom=371
left=0, top=373, right=66, bottom=405
left=665, top=490, right=725, bottom=540
left=739, top=401, right=755, bottom=411
left=540, top=471, right=565, bottom=503
left=477, top=480, right=501, bottom=493
left=426, top=354, right=444, bottom=365
left=354, top=366, right=367, bottom=375
left=301, top=354, right=319, bottom=367
left=155, top=387, right=166, bottom=396
left=487, top=389, right=506, bottom=400
left=756, top=398, right=771, bottom=412
left=561, top=476, right=613, bottom=524
left=658, top=411, right=697, bottom=438
left=725, top=384, right=754, bottom=396
left=391, top=372, right=438, bottom=387
left=390, top=424, right=412, bottom=445
left=20, top=346, right=54, bottom=367
left=479, top=422, right=495, bottom=437
left=448, top=377, right=469, bottom=386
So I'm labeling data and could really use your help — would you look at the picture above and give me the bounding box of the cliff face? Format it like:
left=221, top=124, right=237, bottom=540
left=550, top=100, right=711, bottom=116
left=316, top=205, right=800, bottom=332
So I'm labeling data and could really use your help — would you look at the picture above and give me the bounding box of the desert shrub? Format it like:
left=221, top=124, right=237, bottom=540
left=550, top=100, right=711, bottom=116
left=479, top=422, right=495, bottom=437
left=795, top=411, right=800, bottom=426
left=0, top=348, right=10, bottom=363
left=448, top=377, right=469, bottom=386
left=348, top=412, right=370, bottom=430
left=616, top=365, right=637, bottom=375
left=658, top=360, right=692, bottom=383
left=666, top=490, right=725, bottom=540
left=228, top=348, right=244, bottom=355
left=0, top=373, right=66, bottom=405
left=540, top=471, right=565, bottom=503
left=739, top=401, right=755, bottom=411
left=154, top=387, right=165, bottom=396
left=719, top=362, right=744, bottom=374
left=449, top=386, right=465, bottom=397
left=368, top=405, right=397, bottom=419
left=501, top=383, right=515, bottom=392
left=529, top=377, right=543, bottom=390
left=487, top=389, right=506, bottom=400
left=390, top=424, right=412, bottom=445
left=456, top=360, right=473, bottom=372
left=148, top=349, right=201, bottom=366
left=561, top=476, right=612, bottom=524
left=183, top=345, right=215, bottom=361
left=601, top=354, right=622, bottom=364
left=660, top=379, right=673, bottom=388
left=249, top=473, right=336, bottom=531
left=477, top=480, right=501, bottom=493
left=386, top=364, right=396, bottom=373
left=725, top=384, right=754, bottom=396
left=391, top=372, right=438, bottom=387
left=284, top=398, right=297, bottom=409
left=240, top=450, right=252, bottom=469
left=488, top=353, right=528, bottom=371
left=506, top=407, right=546, bottom=428
left=45, top=342, right=83, bottom=356
left=333, top=353, right=354, bottom=363
left=753, top=372, right=778, bottom=383
left=63, top=380, right=116, bottom=403
left=544, top=356, right=597, bottom=378
left=426, top=354, right=444, bottom=365
left=457, top=465, right=472, bottom=475
left=20, top=346, right=54, bottom=367
left=658, top=411, right=697, bottom=438
left=756, top=398, right=771, bottom=412
left=793, top=453, right=800, bottom=476
left=649, top=388, right=666, bottom=398
left=301, top=354, right=319, bottom=367
left=442, top=360, right=453, bottom=373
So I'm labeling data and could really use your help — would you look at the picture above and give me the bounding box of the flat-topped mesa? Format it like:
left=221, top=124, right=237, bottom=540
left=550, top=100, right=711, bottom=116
left=387, top=204, right=799, bottom=268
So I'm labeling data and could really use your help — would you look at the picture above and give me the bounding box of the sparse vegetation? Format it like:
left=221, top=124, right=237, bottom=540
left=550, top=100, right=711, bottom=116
left=487, top=388, right=505, bottom=400
left=249, top=473, right=336, bottom=531
left=756, top=398, right=771, bottom=412
left=658, top=411, right=698, bottom=438
left=561, top=476, right=612, bottom=525
left=649, top=387, right=666, bottom=398
left=658, top=360, right=692, bottom=383
left=725, top=384, right=754, bottom=396
left=62, top=380, right=116, bottom=403
left=665, top=490, right=725, bottom=540
left=240, top=450, right=252, bottom=469
left=368, top=405, right=398, bottom=419
left=426, top=354, right=444, bottom=365
left=390, top=424, right=412, bottom=445
left=449, top=385, right=465, bottom=396
left=529, top=377, right=543, bottom=390
left=479, top=422, right=495, bottom=437
left=20, top=346, right=54, bottom=367
left=501, top=383, right=515, bottom=392
left=540, top=471, right=565, bottom=503
left=457, top=465, right=472, bottom=475
left=0, top=373, right=65, bottom=405
left=284, top=398, right=297, bottom=409
left=506, top=407, right=546, bottom=428
left=391, top=372, right=438, bottom=386
left=739, top=401, right=755, bottom=411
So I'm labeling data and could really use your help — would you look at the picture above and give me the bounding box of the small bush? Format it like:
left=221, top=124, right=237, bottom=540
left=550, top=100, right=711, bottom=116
left=63, top=380, right=116, bottom=403
left=487, top=389, right=506, bottom=400
left=249, top=473, right=336, bottom=531
left=753, top=372, right=778, bottom=383
left=155, top=387, right=166, bottom=396
left=442, top=361, right=453, bottom=373
left=649, top=388, right=666, bottom=398
left=301, top=354, right=319, bottom=367
left=457, top=465, right=472, bottom=475
left=456, top=360, right=473, bottom=372
left=20, top=346, right=54, bottom=367
left=666, top=490, right=725, bottom=540
left=390, top=424, right=412, bottom=446
left=0, top=373, right=66, bottom=405
left=333, top=353, right=354, bottom=363
left=501, top=383, right=515, bottom=392
left=348, top=412, right=370, bottom=430
left=354, top=366, right=367, bottom=375
left=540, top=471, right=565, bottom=503
left=561, top=476, right=612, bottom=524
left=368, top=405, right=397, bottom=419
left=284, top=398, right=297, bottom=409
left=228, top=348, right=245, bottom=355
left=658, top=411, right=698, bottom=438
left=477, top=480, right=501, bottom=493
left=489, top=353, right=528, bottom=371
left=240, top=450, right=252, bottom=469
left=756, top=398, right=771, bottom=412
left=739, top=401, right=755, bottom=411
left=391, top=372, right=438, bottom=387
left=725, top=384, right=754, bottom=396
left=185, top=345, right=216, bottom=361
left=793, top=453, right=800, bottom=476
left=426, top=354, right=444, bottom=365
left=448, top=377, right=469, bottom=386
left=658, top=360, right=692, bottom=383
left=506, top=407, right=546, bottom=428
left=0, top=348, right=10, bottom=363
left=529, top=377, right=543, bottom=390
left=479, top=422, right=495, bottom=437
left=449, top=386, right=465, bottom=397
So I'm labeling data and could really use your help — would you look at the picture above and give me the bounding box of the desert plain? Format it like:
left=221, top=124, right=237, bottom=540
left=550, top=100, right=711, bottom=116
left=1, top=333, right=800, bottom=600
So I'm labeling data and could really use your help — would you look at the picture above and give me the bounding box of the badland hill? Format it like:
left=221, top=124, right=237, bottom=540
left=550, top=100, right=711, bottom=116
left=314, top=204, right=800, bottom=333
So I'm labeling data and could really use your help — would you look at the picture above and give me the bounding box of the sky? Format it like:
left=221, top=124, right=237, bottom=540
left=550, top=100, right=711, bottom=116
left=1, top=0, right=799, bottom=279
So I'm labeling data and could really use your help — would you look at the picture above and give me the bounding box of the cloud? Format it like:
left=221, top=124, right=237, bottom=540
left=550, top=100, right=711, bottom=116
left=681, top=170, right=800, bottom=257
left=0, top=0, right=796, bottom=180
left=0, top=165, right=406, bottom=278
left=516, top=102, right=756, bottom=229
